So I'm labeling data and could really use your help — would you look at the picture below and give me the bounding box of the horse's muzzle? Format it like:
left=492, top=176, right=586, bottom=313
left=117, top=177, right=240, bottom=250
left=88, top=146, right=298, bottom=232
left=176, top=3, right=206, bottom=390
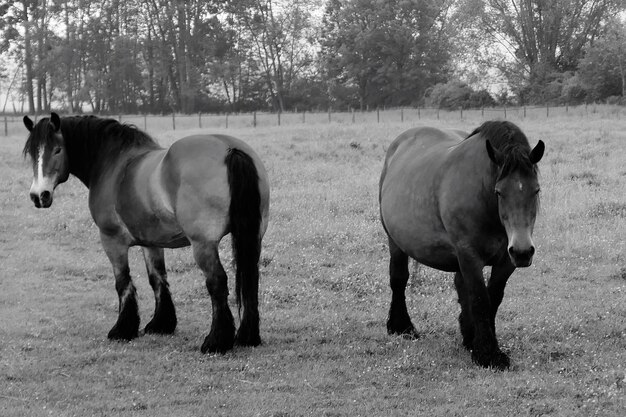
left=508, top=245, right=535, bottom=268
left=30, top=190, right=53, bottom=208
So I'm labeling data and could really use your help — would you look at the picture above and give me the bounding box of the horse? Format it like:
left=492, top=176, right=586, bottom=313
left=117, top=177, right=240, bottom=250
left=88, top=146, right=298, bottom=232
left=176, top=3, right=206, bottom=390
left=22, top=112, right=270, bottom=354
left=379, top=120, right=544, bottom=369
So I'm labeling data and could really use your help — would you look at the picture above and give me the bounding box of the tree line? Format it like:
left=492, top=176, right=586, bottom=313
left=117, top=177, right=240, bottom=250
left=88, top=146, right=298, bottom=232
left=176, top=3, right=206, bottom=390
left=1, top=0, right=625, bottom=115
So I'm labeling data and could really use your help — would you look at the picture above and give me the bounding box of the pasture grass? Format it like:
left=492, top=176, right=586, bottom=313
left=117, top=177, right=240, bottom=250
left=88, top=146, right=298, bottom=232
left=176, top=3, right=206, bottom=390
left=1, top=113, right=625, bottom=416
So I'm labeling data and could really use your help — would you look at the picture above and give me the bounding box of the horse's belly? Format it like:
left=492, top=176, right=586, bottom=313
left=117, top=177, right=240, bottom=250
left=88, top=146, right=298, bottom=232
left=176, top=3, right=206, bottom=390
left=117, top=151, right=191, bottom=248
left=381, top=138, right=461, bottom=272
left=387, top=219, right=458, bottom=271
left=406, top=242, right=459, bottom=272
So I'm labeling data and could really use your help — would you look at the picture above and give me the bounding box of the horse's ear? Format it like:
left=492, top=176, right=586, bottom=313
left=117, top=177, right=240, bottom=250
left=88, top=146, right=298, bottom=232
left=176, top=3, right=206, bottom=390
left=529, top=140, right=545, bottom=164
left=50, top=112, right=61, bottom=132
left=23, top=116, right=34, bottom=132
left=486, top=140, right=502, bottom=165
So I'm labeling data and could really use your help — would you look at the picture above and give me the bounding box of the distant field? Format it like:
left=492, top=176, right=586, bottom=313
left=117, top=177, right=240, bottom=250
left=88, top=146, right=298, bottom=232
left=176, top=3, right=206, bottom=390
left=1, top=111, right=625, bottom=416
left=4, top=103, right=626, bottom=136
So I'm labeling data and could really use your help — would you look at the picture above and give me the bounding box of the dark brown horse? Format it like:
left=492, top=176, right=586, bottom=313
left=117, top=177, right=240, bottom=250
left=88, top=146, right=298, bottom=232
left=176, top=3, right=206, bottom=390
left=23, top=113, right=270, bottom=353
left=379, top=120, right=544, bottom=369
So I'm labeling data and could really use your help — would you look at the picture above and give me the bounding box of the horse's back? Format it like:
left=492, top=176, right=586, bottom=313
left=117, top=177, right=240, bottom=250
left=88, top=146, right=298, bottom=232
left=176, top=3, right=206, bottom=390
left=384, top=127, right=463, bottom=163
left=116, top=134, right=268, bottom=247
left=166, top=134, right=268, bottom=190
left=380, top=126, right=466, bottom=271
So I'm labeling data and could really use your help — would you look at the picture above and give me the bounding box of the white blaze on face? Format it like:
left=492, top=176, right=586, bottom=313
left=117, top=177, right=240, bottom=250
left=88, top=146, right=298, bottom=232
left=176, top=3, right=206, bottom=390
left=29, top=144, right=55, bottom=196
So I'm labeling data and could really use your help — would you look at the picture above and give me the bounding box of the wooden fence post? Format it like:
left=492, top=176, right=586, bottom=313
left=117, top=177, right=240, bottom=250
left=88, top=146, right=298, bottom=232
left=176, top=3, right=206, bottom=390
left=144, top=114, right=147, bottom=131
left=198, top=112, right=202, bottom=128
left=302, top=110, right=306, bottom=124
left=418, top=107, right=421, bottom=119
left=377, top=108, right=380, bottom=123
left=328, top=108, right=331, bottom=124
left=504, top=104, right=507, bottom=119
left=172, top=113, right=176, bottom=130
left=524, top=106, right=526, bottom=118
left=546, top=103, right=549, bottom=117
left=481, top=107, right=484, bottom=117
left=351, top=108, right=355, bottom=123
left=460, top=107, right=463, bottom=119
left=4, top=116, right=7, bottom=136
left=253, top=111, right=257, bottom=128
left=226, top=113, right=229, bottom=129
left=437, top=108, right=440, bottom=120
left=277, top=111, right=281, bottom=126
left=401, top=108, right=404, bottom=122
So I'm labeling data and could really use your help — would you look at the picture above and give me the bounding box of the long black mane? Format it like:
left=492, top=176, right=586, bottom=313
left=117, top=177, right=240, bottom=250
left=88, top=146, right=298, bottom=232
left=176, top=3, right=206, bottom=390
left=468, top=120, right=537, bottom=179
left=62, top=115, right=160, bottom=160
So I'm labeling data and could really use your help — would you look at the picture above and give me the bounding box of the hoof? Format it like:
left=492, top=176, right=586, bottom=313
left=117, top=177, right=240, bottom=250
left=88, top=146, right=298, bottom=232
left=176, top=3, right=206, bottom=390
left=201, top=331, right=234, bottom=354
left=387, top=321, right=420, bottom=340
left=471, top=348, right=510, bottom=370
left=462, top=336, right=473, bottom=351
left=387, top=313, right=420, bottom=339
left=107, top=322, right=139, bottom=341
left=144, top=315, right=177, bottom=335
left=235, top=328, right=262, bottom=347
left=201, top=307, right=235, bottom=353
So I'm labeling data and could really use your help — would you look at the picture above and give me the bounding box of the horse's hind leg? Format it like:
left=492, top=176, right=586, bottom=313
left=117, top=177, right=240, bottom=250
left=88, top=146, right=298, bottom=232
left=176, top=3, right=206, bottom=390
left=142, top=247, right=177, bottom=334
left=386, top=238, right=419, bottom=338
left=100, top=233, right=139, bottom=340
left=454, top=271, right=474, bottom=350
left=192, top=240, right=235, bottom=354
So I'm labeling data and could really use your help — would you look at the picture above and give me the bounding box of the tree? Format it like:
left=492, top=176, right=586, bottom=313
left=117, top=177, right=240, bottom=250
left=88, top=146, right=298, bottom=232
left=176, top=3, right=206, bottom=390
left=224, top=0, right=317, bottom=112
left=426, top=80, right=495, bottom=109
left=578, top=20, right=626, bottom=101
left=457, top=0, right=625, bottom=103
left=320, top=0, right=453, bottom=109
left=0, top=1, right=37, bottom=113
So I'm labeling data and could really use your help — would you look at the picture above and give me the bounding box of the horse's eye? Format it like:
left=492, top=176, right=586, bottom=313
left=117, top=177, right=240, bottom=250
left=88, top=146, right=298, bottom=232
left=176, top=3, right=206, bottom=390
left=53, top=147, right=62, bottom=155
left=534, top=189, right=541, bottom=195
left=494, top=189, right=501, bottom=196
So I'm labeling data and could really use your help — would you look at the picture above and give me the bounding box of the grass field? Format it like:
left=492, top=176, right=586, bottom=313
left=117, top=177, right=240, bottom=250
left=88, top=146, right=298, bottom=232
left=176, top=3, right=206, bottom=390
left=1, top=112, right=625, bottom=416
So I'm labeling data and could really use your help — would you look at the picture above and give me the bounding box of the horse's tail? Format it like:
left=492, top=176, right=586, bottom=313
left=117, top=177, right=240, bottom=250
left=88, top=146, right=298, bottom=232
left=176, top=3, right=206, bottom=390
left=225, top=148, right=262, bottom=322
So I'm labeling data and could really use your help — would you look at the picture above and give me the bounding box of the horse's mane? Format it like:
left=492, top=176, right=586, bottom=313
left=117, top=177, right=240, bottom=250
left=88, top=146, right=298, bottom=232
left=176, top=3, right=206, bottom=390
left=467, top=120, right=537, bottom=179
left=61, top=116, right=161, bottom=161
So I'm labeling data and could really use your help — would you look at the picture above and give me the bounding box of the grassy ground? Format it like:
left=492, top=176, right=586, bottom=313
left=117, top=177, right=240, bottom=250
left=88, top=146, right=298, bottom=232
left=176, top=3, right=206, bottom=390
left=1, top=112, right=625, bottom=416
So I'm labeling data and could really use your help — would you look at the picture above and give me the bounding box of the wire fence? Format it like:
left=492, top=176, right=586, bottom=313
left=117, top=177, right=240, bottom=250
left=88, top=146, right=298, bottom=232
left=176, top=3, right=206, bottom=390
left=5, top=104, right=626, bottom=137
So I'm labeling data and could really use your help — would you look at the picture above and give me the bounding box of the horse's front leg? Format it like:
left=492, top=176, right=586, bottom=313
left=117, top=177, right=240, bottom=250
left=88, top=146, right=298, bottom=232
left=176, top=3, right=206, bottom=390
left=101, top=233, right=139, bottom=340
left=458, top=252, right=509, bottom=370
left=487, top=257, right=515, bottom=335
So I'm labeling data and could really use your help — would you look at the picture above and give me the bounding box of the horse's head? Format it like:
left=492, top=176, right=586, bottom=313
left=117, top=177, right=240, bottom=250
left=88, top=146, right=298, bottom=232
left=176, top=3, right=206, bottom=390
left=23, top=112, right=69, bottom=208
left=487, top=139, right=544, bottom=267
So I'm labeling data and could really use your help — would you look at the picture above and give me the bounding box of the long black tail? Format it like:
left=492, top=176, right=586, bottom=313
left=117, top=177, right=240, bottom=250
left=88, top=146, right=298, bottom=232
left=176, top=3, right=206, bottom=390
left=225, top=148, right=262, bottom=317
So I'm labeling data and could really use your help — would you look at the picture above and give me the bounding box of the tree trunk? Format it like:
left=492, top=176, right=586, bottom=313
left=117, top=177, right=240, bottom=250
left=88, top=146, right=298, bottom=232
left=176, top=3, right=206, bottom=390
left=22, top=3, right=35, bottom=114
left=65, top=4, right=74, bottom=113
